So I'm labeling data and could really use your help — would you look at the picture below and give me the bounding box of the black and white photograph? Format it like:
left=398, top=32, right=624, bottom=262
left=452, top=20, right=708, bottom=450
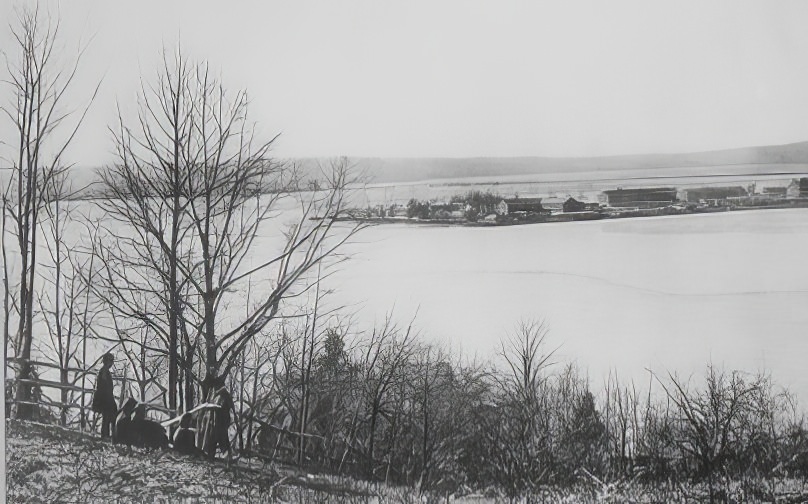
left=2, top=1, right=808, bottom=502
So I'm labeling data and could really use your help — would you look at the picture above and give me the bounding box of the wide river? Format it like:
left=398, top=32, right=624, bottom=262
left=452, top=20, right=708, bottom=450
left=327, top=209, right=808, bottom=402
left=11, top=201, right=807, bottom=404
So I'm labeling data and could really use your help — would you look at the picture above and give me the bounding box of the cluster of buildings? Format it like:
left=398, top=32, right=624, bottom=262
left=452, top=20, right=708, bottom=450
left=496, top=197, right=598, bottom=216
left=495, top=178, right=808, bottom=216
left=356, top=178, right=808, bottom=221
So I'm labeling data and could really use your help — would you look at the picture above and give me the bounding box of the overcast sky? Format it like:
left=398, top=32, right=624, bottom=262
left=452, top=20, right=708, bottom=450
left=2, top=0, right=808, bottom=167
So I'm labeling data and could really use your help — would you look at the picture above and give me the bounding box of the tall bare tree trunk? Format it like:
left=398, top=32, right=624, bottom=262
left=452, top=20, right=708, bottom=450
left=3, top=7, right=98, bottom=419
left=96, top=51, right=362, bottom=428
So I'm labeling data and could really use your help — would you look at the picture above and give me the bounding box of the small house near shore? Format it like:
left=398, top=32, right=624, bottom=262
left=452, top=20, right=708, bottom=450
left=762, top=187, right=787, bottom=198
left=562, top=197, right=587, bottom=213
left=540, top=197, right=566, bottom=212
left=497, top=198, right=545, bottom=215
left=786, top=178, right=808, bottom=198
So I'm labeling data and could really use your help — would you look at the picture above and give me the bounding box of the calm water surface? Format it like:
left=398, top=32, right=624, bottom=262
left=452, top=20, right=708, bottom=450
left=327, top=209, right=808, bottom=401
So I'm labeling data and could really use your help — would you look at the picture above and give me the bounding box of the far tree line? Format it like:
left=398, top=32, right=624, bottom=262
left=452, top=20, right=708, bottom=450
left=400, top=190, right=502, bottom=221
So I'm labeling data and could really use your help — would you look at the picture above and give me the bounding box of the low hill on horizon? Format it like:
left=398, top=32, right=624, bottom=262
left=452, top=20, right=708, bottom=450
left=295, top=140, right=808, bottom=185
left=7, top=141, right=808, bottom=196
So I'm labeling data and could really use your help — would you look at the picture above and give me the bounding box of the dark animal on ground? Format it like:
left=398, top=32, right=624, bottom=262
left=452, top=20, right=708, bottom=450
left=130, top=404, right=168, bottom=449
left=114, top=397, right=137, bottom=445
left=172, top=413, right=198, bottom=455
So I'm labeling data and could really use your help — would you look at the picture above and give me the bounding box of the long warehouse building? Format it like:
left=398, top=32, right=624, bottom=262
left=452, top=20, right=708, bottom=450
left=599, top=187, right=678, bottom=208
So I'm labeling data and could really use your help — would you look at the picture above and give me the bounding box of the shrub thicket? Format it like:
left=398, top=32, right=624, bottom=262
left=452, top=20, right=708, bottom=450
left=222, top=318, right=808, bottom=499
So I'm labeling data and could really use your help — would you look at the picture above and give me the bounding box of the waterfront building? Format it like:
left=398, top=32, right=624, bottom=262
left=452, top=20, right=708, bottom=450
left=598, top=187, right=677, bottom=208
left=497, top=198, right=546, bottom=215
left=678, top=186, right=748, bottom=205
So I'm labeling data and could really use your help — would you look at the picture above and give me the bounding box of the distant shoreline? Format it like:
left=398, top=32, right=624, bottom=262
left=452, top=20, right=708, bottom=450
left=338, top=200, right=808, bottom=228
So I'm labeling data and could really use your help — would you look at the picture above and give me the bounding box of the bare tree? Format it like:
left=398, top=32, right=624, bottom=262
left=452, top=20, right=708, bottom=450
left=490, top=320, right=558, bottom=497
left=2, top=176, right=13, bottom=387
left=36, top=173, right=99, bottom=425
left=233, top=334, right=274, bottom=457
left=1, top=5, right=99, bottom=419
left=407, top=344, right=457, bottom=490
left=655, top=365, right=761, bottom=499
left=351, top=316, right=417, bottom=479
left=95, top=48, right=364, bottom=419
left=94, top=49, right=197, bottom=415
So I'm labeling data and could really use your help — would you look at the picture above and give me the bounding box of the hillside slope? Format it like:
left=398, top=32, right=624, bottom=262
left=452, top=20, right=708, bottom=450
left=5, top=421, right=374, bottom=503
left=7, top=420, right=808, bottom=502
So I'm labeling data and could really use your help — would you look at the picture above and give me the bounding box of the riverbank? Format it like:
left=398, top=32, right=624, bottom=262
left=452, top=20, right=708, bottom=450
left=339, top=199, right=808, bottom=227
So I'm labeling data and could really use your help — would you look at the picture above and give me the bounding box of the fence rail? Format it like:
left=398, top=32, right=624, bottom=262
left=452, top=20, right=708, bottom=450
left=6, top=357, right=174, bottom=422
left=14, top=377, right=90, bottom=393
left=7, top=357, right=87, bottom=374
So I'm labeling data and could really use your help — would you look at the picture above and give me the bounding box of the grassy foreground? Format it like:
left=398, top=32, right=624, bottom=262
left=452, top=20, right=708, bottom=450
left=7, top=419, right=808, bottom=503
left=6, top=420, right=383, bottom=503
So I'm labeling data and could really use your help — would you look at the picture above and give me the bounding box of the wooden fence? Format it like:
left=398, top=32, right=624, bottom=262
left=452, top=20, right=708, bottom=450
left=5, top=357, right=347, bottom=469
left=6, top=357, right=173, bottom=429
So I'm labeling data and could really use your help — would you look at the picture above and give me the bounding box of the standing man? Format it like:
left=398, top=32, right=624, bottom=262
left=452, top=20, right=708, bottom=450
left=91, top=353, right=117, bottom=439
left=211, top=377, right=235, bottom=463
left=198, top=375, right=234, bottom=462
